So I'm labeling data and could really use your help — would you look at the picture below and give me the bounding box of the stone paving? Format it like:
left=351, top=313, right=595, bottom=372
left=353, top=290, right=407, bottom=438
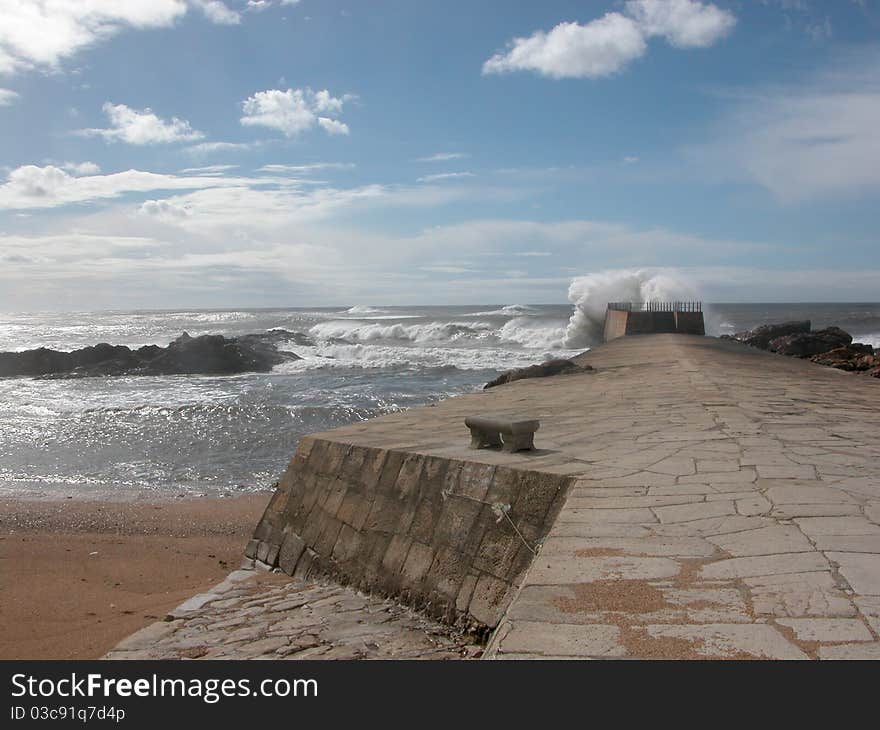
left=105, top=564, right=479, bottom=660
left=107, top=334, right=880, bottom=659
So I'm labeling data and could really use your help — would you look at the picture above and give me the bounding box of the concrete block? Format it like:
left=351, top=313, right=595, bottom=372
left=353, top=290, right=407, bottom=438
left=314, top=517, right=344, bottom=558
left=381, top=534, right=412, bottom=575
left=456, top=573, right=478, bottom=614
left=393, top=454, right=425, bottom=500
left=376, top=450, right=405, bottom=493
left=244, top=538, right=260, bottom=559
left=425, top=545, right=471, bottom=600
left=277, top=532, right=306, bottom=575
left=331, top=524, right=365, bottom=565
left=401, top=542, right=434, bottom=584
left=360, top=448, right=389, bottom=490
left=468, top=573, right=510, bottom=627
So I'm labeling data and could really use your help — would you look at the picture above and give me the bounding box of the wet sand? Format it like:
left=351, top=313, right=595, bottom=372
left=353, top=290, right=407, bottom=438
left=0, top=493, right=270, bottom=659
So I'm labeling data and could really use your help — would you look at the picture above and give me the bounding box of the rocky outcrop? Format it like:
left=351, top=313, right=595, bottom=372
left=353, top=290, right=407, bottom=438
left=724, top=320, right=811, bottom=350
left=810, top=346, right=879, bottom=372
left=484, top=358, right=592, bottom=390
left=768, top=326, right=852, bottom=358
left=724, top=321, right=878, bottom=378
left=0, top=331, right=302, bottom=379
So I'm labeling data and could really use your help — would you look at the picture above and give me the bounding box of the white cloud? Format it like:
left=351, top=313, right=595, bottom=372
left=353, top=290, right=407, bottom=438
left=184, top=141, right=255, bottom=156
left=624, top=0, right=736, bottom=48
left=0, top=164, right=260, bottom=209
left=240, top=88, right=353, bottom=137
left=623, top=155, right=640, bottom=164
left=483, top=14, right=646, bottom=79
left=317, top=117, right=350, bottom=135
left=140, top=198, right=192, bottom=218
left=693, top=52, right=880, bottom=202
left=416, top=152, right=469, bottom=162
left=416, top=172, right=476, bottom=183
left=0, top=88, right=20, bottom=105
left=190, top=0, right=240, bottom=25
left=483, top=1, right=734, bottom=79
left=79, top=102, right=204, bottom=145
left=257, top=163, right=355, bottom=173
left=178, top=164, right=239, bottom=175
left=61, top=161, right=101, bottom=175
left=0, top=1, right=187, bottom=75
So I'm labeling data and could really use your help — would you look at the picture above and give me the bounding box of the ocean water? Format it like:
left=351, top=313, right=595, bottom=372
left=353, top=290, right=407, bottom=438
left=1, top=302, right=878, bottom=500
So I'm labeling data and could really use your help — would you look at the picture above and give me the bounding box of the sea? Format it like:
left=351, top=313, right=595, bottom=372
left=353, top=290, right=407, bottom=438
left=1, top=301, right=878, bottom=501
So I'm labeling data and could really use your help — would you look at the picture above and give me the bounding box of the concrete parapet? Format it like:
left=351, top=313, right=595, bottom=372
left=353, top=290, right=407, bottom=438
left=248, top=437, right=571, bottom=633
left=604, top=305, right=705, bottom=341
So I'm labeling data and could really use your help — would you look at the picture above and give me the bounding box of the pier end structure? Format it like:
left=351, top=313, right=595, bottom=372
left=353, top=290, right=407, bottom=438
left=603, top=301, right=705, bottom=342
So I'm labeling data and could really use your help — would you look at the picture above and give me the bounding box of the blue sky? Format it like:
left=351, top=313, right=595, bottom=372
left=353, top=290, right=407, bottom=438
left=1, top=0, right=879, bottom=309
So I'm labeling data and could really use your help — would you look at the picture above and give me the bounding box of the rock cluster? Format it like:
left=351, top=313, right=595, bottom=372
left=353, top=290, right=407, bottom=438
left=723, top=321, right=879, bottom=378
left=0, top=330, right=303, bottom=379
left=484, top=358, right=593, bottom=389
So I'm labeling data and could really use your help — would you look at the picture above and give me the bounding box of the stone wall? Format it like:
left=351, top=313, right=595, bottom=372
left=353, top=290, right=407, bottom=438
left=247, top=437, right=571, bottom=633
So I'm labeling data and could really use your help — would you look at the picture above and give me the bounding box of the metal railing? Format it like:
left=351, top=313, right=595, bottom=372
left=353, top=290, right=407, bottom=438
left=607, top=301, right=702, bottom=312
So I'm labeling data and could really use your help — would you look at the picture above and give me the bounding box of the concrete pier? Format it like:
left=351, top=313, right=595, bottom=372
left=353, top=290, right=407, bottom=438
left=108, top=334, right=880, bottom=659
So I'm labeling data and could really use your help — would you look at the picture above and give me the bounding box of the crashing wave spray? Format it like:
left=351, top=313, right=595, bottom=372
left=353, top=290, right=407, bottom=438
left=563, top=269, right=702, bottom=348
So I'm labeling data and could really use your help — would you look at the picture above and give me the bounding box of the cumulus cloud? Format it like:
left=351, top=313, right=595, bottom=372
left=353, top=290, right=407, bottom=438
left=483, top=0, right=735, bottom=79
left=240, top=88, right=353, bottom=137
left=624, top=0, right=736, bottom=48
left=61, top=161, right=101, bottom=175
left=483, top=14, right=647, bottom=79
left=78, top=102, right=205, bottom=145
left=140, top=199, right=192, bottom=218
left=317, top=117, right=350, bottom=135
left=0, top=88, right=20, bottom=105
left=190, top=0, right=240, bottom=25
left=0, top=1, right=187, bottom=75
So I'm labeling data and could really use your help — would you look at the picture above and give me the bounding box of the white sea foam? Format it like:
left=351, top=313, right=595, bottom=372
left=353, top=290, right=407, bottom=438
left=498, top=317, right=566, bottom=349
left=343, top=305, right=387, bottom=315
left=858, top=332, right=880, bottom=349
left=467, top=304, right=538, bottom=317
left=308, top=320, right=496, bottom=345
left=563, top=269, right=702, bottom=348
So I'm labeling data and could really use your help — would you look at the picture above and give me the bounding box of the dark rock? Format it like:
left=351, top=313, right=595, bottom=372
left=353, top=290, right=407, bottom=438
left=484, top=358, right=592, bottom=390
left=768, top=326, right=853, bottom=358
left=810, top=347, right=878, bottom=372
left=730, top=320, right=811, bottom=350
left=0, top=330, right=303, bottom=379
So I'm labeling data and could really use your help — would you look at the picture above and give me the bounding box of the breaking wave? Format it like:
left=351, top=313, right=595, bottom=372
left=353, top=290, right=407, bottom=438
left=467, top=304, right=538, bottom=317
left=343, top=305, right=387, bottom=315
left=308, top=320, right=496, bottom=345
left=563, top=269, right=702, bottom=348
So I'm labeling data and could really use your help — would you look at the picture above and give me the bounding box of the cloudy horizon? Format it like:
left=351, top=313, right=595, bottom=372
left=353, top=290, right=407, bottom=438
left=1, top=1, right=879, bottom=310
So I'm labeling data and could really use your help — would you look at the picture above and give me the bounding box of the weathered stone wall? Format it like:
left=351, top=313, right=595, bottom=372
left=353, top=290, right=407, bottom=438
left=247, top=437, right=571, bottom=632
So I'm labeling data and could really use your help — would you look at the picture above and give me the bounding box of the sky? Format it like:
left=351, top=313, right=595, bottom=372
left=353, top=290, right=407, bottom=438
left=1, top=0, right=879, bottom=309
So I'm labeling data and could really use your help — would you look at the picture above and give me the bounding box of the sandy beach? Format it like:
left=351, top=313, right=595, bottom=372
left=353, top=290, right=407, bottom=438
left=0, top=493, right=271, bottom=659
